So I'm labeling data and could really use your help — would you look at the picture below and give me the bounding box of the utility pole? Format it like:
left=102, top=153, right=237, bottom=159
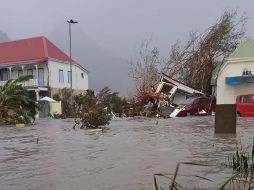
left=67, top=19, right=78, bottom=106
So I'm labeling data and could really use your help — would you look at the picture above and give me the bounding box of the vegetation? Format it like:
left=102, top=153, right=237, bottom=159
left=153, top=141, right=254, bottom=190
left=110, top=95, right=127, bottom=117
left=73, top=87, right=126, bottom=129
left=53, top=88, right=75, bottom=118
left=153, top=162, right=211, bottom=190
left=128, top=10, right=247, bottom=117
left=222, top=141, right=254, bottom=189
left=129, top=39, right=161, bottom=97
left=129, top=10, right=247, bottom=98
left=164, top=10, right=247, bottom=94
left=0, top=76, right=37, bottom=125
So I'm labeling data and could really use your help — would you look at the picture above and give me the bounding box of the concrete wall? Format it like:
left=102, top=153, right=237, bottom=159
left=217, top=59, right=254, bottom=104
left=48, top=60, right=88, bottom=90
left=215, top=104, right=236, bottom=134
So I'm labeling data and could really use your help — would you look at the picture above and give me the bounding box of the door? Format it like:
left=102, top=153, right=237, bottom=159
left=192, top=98, right=201, bottom=114
left=39, top=101, right=50, bottom=118
left=38, top=68, right=44, bottom=86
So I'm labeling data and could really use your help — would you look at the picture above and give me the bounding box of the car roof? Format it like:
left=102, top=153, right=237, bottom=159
left=237, top=93, right=254, bottom=97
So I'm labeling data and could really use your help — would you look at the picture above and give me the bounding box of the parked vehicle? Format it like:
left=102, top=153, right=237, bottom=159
left=175, top=96, right=215, bottom=117
left=236, top=93, right=254, bottom=117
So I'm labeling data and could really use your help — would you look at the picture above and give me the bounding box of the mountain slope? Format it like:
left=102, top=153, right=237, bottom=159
left=48, top=26, right=134, bottom=95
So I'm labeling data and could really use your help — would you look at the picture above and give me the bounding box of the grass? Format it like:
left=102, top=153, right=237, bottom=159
left=225, top=141, right=254, bottom=175
left=221, top=140, right=254, bottom=189
left=153, top=162, right=212, bottom=190
left=152, top=140, right=254, bottom=190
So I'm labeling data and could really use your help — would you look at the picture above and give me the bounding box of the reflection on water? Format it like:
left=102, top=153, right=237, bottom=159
left=0, top=116, right=254, bottom=190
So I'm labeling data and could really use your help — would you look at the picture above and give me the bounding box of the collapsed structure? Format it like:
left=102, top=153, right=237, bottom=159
left=153, top=73, right=205, bottom=117
left=156, top=73, right=203, bottom=105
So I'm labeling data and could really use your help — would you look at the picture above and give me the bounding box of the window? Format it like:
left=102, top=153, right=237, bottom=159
left=59, top=69, right=64, bottom=83
left=0, top=69, right=9, bottom=81
left=241, top=95, right=253, bottom=103
left=193, top=99, right=201, bottom=105
left=200, top=98, right=208, bottom=104
left=183, top=98, right=194, bottom=105
left=68, top=71, right=71, bottom=83
left=27, top=69, right=33, bottom=78
left=81, top=73, right=84, bottom=78
left=18, top=70, right=23, bottom=77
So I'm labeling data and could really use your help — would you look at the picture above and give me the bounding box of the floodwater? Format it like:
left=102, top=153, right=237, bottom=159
left=0, top=117, right=254, bottom=190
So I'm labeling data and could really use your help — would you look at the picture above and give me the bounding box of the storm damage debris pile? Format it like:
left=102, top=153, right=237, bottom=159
left=126, top=11, right=245, bottom=117
left=125, top=70, right=216, bottom=118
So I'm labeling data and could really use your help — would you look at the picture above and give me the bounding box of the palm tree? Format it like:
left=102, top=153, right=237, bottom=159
left=0, top=76, right=38, bottom=125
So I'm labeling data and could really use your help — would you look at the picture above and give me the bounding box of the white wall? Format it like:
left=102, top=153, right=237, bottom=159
left=48, top=60, right=88, bottom=90
left=217, top=60, right=254, bottom=104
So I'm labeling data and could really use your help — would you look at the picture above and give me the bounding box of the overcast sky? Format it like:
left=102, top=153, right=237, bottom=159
left=1, top=0, right=254, bottom=93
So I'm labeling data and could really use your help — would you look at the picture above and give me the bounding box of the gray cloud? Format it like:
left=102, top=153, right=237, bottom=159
left=1, top=0, right=254, bottom=94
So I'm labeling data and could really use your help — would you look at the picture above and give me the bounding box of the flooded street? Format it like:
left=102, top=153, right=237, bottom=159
left=1, top=116, right=254, bottom=190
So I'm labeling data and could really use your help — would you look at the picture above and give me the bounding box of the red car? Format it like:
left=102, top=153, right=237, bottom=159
left=176, top=96, right=215, bottom=116
left=236, top=93, right=254, bottom=117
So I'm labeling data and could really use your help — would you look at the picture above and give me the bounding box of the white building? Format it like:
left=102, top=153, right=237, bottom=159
left=216, top=37, right=254, bottom=104
left=213, top=37, right=254, bottom=133
left=0, top=36, right=89, bottom=100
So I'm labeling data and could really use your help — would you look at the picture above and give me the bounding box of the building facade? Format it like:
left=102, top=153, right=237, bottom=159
left=216, top=37, right=254, bottom=104
left=0, top=36, right=88, bottom=100
left=214, top=37, right=254, bottom=133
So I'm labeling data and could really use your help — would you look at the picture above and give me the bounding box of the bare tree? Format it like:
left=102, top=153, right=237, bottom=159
left=129, top=39, right=161, bottom=97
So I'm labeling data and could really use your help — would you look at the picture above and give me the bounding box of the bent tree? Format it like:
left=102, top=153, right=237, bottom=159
left=164, top=10, right=247, bottom=94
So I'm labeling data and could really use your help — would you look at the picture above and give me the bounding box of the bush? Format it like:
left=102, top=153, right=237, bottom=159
left=73, top=88, right=113, bottom=129
left=52, top=94, right=61, bottom=102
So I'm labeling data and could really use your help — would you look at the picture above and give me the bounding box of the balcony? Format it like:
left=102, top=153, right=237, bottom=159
left=0, top=79, right=45, bottom=89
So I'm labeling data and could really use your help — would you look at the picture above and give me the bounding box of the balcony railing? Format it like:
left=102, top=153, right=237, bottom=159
left=0, top=79, right=40, bottom=87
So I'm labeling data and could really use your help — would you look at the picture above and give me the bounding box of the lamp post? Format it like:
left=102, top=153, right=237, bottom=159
left=67, top=19, right=78, bottom=106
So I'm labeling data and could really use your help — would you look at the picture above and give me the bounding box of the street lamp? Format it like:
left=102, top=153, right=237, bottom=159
left=67, top=19, right=78, bottom=106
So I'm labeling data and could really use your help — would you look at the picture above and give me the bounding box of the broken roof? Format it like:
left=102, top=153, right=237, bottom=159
left=157, top=73, right=204, bottom=95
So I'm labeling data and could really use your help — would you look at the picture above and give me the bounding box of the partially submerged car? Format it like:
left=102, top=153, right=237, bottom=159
left=236, top=93, right=254, bottom=117
left=171, top=96, right=215, bottom=117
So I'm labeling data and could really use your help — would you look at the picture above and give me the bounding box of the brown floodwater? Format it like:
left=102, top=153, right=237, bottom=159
left=0, top=116, right=254, bottom=190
